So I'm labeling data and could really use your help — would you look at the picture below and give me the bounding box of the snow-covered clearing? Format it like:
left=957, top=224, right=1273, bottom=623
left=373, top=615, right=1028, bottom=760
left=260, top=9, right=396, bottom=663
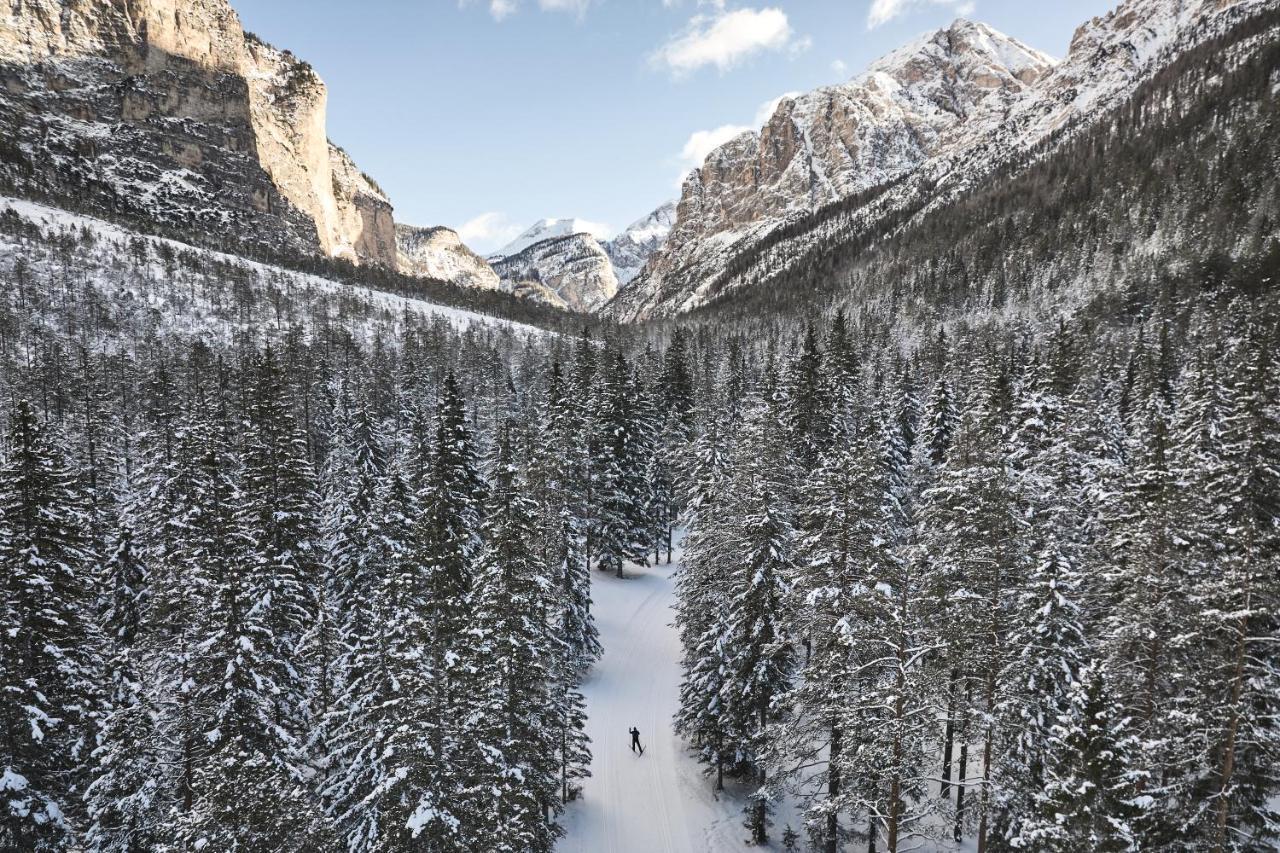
left=561, top=546, right=985, bottom=853
left=560, top=548, right=796, bottom=853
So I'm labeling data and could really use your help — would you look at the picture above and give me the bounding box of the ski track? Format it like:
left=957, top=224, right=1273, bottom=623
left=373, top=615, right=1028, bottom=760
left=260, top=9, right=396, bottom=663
left=560, top=550, right=765, bottom=853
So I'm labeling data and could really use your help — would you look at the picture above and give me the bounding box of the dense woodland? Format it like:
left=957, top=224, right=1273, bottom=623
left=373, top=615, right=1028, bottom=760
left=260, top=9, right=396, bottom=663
left=0, top=190, right=1277, bottom=852
left=674, top=303, right=1279, bottom=851
left=0, top=4, right=1278, bottom=850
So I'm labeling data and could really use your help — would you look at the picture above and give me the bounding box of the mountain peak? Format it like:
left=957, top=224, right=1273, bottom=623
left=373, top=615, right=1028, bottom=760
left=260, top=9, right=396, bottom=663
left=491, top=217, right=613, bottom=260
left=860, top=17, right=1056, bottom=91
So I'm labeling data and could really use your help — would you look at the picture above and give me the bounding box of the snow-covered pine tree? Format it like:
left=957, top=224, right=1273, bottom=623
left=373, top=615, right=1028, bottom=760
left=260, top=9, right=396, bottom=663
left=594, top=347, right=648, bottom=578
left=1102, top=386, right=1201, bottom=843
left=325, top=451, right=457, bottom=853
left=538, top=371, right=600, bottom=663
left=710, top=404, right=796, bottom=844
left=1022, top=661, right=1140, bottom=852
left=179, top=394, right=332, bottom=851
left=238, top=347, right=324, bottom=703
left=84, top=525, right=165, bottom=853
left=1186, top=328, right=1280, bottom=849
left=992, top=539, right=1089, bottom=847
left=0, top=400, right=100, bottom=850
left=784, top=323, right=832, bottom=469
left=673, top=429, right=737, bottom=791
left=772, top=426, right=889, bottom=853
left=465, top=428, right=562, bottom=853
left=379, top=371, right=487, bottom=850
left=916, top=359, right=1025, bottom=850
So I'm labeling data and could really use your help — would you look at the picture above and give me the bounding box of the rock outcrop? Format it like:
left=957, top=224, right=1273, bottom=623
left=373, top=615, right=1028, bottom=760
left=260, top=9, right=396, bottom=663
left=0, top=0, right=396, bottom=266
left=397, top=223, right=501, bottom=292
left=609, top=19, right=1055, bottom=320
left=605, top=202, right=676, bottom=285
left=611, top=1, right=1271, bottom=320
left=491, top=233, right=619, bottom=313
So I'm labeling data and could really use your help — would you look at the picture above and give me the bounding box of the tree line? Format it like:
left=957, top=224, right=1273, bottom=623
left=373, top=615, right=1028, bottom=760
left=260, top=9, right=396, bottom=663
left=673, top=302, right=1280, bottom=851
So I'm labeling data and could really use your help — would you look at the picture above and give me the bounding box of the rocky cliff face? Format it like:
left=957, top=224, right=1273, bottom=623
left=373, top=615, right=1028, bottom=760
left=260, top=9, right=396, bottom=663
left=491, top=233, right=619, bottom=313
left=611, top=1, right=1270, bottom=320
left=610, top=19, right=1054, bottom=320
left=606, top=202, right=676, bottom=285
left=0, top=0, right=396, bottom=266
left=397, top=223, right=500, bottom=292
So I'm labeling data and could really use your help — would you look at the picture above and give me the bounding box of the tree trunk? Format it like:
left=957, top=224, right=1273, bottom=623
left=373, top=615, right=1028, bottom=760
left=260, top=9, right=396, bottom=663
left=976, top=720, right=994, bottom=853
left=826, top=722, right=841, bottom=853
left=1213, top=594, right=1251, bottom=851
left=955, top=681, right=971, bottom=844
left=940, top=667, right=958, bottom=799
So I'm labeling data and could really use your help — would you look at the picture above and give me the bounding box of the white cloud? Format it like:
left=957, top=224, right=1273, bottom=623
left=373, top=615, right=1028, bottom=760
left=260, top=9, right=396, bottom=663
left=831, top=58, right=849, bottom=77
left=867, top=0, right=976, bottom=30
left=538, top=0, right=591, bottom=16
left=460, top=0, right=590, bottom=22
left=676, top=91, right=800, bottom=175
left=563, top=218, right=615, bottom=240
left=680, top=123, right=752, bottom=169
left=457, top=212, right=524, bottom=251
left=651, top=7, right=803, bottom=76
left=754, top=91, right=798, bottom=125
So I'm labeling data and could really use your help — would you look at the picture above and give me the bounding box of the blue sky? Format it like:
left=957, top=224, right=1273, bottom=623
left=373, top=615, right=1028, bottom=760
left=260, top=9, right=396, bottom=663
left=234, top=0, right=1116, bottom=252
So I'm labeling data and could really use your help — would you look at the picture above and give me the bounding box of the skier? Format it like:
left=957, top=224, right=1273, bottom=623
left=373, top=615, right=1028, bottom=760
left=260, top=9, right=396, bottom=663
left=629, top=726, right=644, bottom=755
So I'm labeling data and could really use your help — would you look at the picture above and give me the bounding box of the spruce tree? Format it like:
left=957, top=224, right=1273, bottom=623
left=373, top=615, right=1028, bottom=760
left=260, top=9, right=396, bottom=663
left=0, top=400, right=100, bottom=850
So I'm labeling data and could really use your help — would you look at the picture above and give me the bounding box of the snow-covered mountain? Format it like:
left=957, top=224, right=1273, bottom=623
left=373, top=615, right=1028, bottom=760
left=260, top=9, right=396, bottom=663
left=608, top=19, right=1054, bottom=320
left=396, top=224, right=501, bottom=293
left=486, top=204, right=675, bottom=309
left=491, top=218, right=613, bottom=261
left=609, top=0, right=1278, bottom=321
left=490, top=232, right=619, bottom=313
left=0, top=0, right=402, bottom=268
left=605, top=202, right=677, bottom=286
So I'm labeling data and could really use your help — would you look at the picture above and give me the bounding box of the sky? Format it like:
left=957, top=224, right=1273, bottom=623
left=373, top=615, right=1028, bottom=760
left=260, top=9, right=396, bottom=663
left=234, top=0, right=1117, bottom=253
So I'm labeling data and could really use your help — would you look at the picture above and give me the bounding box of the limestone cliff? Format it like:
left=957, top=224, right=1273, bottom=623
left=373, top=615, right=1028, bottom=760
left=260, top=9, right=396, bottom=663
left=0, top=0, right=397, bottom=267
left=397, top=224, right=500, bottom=292
left=610, top=19, right=1055, bottom=320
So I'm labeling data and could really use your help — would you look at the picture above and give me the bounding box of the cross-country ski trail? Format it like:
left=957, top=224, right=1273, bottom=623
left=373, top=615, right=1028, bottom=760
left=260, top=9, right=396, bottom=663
left=558, top=549, right=762, bottom=852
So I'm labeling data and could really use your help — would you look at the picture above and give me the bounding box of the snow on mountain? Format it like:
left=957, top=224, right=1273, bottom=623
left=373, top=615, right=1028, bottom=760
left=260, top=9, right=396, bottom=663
left=0, top=0, right=405, bottom=269
left=609, top=0, right=1274, bottom=321
left=605, top=202, right=677, bottom=286
left=0, top=196, right=547, bottom=341
left=396, top=224, right=501, bottom=292
left=609, top=18, right=1055, bottom=321
left=491, top=232, right=619, bottom=313
left=490, top=218, right=614, bottom=262
left=487, top=204, right=676, bottom=304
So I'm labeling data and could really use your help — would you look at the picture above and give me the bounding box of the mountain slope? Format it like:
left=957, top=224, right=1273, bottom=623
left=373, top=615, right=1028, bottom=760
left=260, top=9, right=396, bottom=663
left=0, top=0, right=396, bottom=267
left=610, top=19, right=1054, bottom=321
left=492, top=218, right=612, bottom=261
left=397, top=224, right=501, bottom=292
left=491, top=232, right=620, bottom=312
left=605, top=202, right=676, bottom=286
left=671, top=0, right=1280, bottom=328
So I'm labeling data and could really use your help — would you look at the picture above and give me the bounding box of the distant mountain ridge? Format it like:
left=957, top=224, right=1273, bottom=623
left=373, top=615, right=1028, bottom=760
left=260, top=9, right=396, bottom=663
left=485, top=203, right=676, bottom=311
left=608, top=18, right=1055, bottom=320
left=608, top=0, right=1275, bottom=320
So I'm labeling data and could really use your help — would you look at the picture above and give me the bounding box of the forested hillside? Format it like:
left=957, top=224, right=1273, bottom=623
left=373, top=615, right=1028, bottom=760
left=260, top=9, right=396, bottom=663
left=672, top=299, right=1279, bottom=851
left=680, top=4, right=1280, bottom=328
left=0, top=0, right=1277, bottom=850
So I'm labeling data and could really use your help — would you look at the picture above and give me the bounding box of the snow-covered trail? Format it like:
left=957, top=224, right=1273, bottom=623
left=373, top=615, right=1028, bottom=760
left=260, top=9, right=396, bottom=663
left=559, top=553, right=756, bottom=852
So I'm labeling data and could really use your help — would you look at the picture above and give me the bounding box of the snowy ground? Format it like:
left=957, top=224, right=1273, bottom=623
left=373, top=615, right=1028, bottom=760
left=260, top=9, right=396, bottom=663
left=560, top=547, right=798, bottom=853
left=0, top=196, right=549, bottom=341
